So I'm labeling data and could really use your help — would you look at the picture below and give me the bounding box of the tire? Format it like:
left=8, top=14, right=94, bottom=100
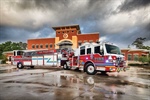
left=30, top=66, right=34, bottom=69
left=17, top=62, right=24, bottom=69
left=63, top=63, right=68, bottom=70
left=86, top=63, right=97, bottom=75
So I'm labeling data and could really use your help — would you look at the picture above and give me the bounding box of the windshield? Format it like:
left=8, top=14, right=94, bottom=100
left=105, top=44, right=121, bottom=54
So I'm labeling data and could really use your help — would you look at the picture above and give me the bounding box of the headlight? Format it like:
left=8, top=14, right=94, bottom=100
left=113, top=60, right=116, bottom=63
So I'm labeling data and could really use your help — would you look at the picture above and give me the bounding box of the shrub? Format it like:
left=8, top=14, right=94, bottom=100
left=0, top=55, right=7, bottom=64
left=139, top=56, right=150, bottom=66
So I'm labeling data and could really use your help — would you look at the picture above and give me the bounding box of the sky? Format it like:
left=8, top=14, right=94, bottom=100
left=0, top=0, right=150, bottom=48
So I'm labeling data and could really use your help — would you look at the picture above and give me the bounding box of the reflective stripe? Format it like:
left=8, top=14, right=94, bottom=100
left=95, top=63, right=114, bottom=66
left=32, top=58, right=43, bottom=60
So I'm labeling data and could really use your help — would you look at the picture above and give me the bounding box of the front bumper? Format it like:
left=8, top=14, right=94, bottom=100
left=96, top=66, right=129, bottom=72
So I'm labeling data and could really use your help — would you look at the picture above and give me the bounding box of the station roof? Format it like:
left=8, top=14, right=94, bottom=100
left=52, top=24, right=80, bottom=31
left=121, top=48, right=150, bottom=53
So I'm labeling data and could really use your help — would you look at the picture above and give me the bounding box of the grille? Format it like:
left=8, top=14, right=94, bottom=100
left=116, top=57, right=123, bottom=67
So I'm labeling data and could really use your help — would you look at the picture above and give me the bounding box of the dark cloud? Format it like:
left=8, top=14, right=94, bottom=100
left=16, top=0, right=70, bottom=10
left=0, top=26, right=55, bottom=43
left=145, top=22, right=150, bottom=31
left=0, top=0, right=149, bottom=47
left=119, top=0, right=150, bottom=12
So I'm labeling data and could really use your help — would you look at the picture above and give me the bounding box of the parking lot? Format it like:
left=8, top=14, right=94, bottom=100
left=0, top=65, right=150, bottom=100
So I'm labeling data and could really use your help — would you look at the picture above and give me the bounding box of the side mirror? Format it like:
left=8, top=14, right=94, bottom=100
left=100, top=46, right=104, bottom=55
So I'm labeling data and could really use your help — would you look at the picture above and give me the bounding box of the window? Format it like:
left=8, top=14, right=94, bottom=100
left=62, top=31, right=64, bottom=34
left=134, top=54, right=139, bottom=61
left=94, top=46, right=100, bottom=53
left=57, top=32, right=60, bottom=34
left=80, top=46, right=85, bottom=55
left=36, top=44, right=39, bottom=48
left=50, top=44, right=53, bottom=48
left=32, top=45, right=35, bottom=48
left=87, top=48, right=91, bottom=54
left=45, top=44, right=48, bottom=48
left=40, top=44, right=43, bottom=48
left=128, top=54, right=132, bottom=60
left=72, top=30, right=74, bottom=32
left=67, top=31, right=69, bottom=33
left=80, top=49, right=85, bottom=55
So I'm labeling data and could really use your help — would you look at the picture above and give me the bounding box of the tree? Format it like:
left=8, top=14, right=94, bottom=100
left=0, top=41, right=27, bottom=60
left=128, top=45, right=130, bottom=48
left=132, top=37, right=146, bottom=49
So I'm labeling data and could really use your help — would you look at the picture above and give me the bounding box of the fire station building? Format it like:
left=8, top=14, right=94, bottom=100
left=121, top=48, right=149, bottom=62
left=27, top=25, right=99, bottom=50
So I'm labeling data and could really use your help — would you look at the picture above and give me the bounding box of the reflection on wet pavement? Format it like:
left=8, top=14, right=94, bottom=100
left=0, top=65, right=150, bottom=100
left=0, top=67, right=18, bottom=74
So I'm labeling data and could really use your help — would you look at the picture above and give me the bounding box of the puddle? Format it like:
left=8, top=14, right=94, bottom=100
left=36, top=88, right=50, bottom=93
left=0, top=68, right=18, bottom=74
left=4, top=80, right=56, bottom=87
left=1, top=66, right=150, bottom=100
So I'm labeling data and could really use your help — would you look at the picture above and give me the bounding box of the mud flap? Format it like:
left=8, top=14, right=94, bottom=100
left=116, top=68, right=121, bottom=73
left=123, top=67, right=126, bottom=72
left=117, top=67, right=127, bottom=72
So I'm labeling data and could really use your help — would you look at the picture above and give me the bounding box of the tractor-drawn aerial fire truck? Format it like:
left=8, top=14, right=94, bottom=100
left=12, top=42, right=127, bottom=75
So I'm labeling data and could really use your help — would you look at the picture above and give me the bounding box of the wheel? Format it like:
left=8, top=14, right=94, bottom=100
left=63, top=63, right=68, bottom=70
left=101, top=71, right=107, bottom=75
left=86, top=63, right=97, bottom=75
left=30, top=66, right=34, bottom=69
left=17, top=62, right=24, bottom=69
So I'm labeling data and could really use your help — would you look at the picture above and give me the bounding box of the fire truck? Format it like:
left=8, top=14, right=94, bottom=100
left=12, top=42, right=127, bottom=75
left=62, top=42, right=127, bottom=75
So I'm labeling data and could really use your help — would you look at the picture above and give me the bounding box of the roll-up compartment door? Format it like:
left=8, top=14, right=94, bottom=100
left=37, top=56, right=43, bottom=65
left=32, top=56, right=38, bottom=65
left=44, top=55, right=54, bottom=66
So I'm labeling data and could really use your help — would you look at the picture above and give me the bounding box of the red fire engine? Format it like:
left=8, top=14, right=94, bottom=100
left=62, top=42, right=127, bottom=75
left=12, top=42, right=127, bottom=75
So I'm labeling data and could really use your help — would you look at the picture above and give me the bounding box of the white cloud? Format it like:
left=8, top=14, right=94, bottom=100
left=99, top=36, right=107, bottom=42
left=100, top=6, right=150, bottom=34
left=144, top=40, right=150, bottom=46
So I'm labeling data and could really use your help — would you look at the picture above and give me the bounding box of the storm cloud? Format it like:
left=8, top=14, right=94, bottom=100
left=0, top=0, right=150, bottom=48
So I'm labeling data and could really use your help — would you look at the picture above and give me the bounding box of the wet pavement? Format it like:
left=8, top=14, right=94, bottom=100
left=0, top=65, right=150, bottom=100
